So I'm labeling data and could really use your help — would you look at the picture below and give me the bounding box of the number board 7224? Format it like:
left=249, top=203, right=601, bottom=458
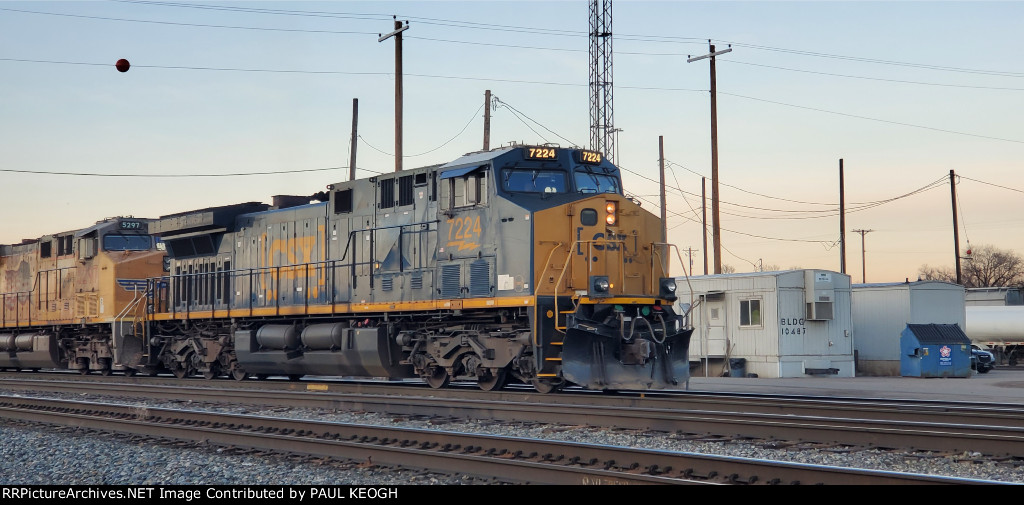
left=525, top=147, right=557, bottom=160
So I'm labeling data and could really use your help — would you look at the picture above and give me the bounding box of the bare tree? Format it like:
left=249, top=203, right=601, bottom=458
left=918, top=244, right=1024, bottom=287
left=917, top=264, right=956, bottom=283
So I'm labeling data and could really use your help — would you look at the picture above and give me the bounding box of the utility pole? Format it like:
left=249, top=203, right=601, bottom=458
left=658, top=136, right=668, bottom=274
left=658, top=136, right=667, bottom=244
left=349, top=98, right=358, bottom=181
left=702, top=177, right=708, bottom=275
left=839, top=159, right=846, bottom=274
left=852, top=229, right=873, bottom=283
left=379, top=17, right=409, bottom=172
left=950, top=169, right=962, bottom=285
left=483, top=90, right=491, bottom=151
left=688, top=42, right=732, bottom=274
left=684, top=247, right=698, bottom=275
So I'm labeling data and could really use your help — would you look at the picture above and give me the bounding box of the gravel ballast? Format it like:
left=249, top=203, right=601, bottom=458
left=1, top=390, right=1021, bottom=485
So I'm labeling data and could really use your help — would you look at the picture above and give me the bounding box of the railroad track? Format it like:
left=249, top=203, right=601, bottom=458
left=0, top=394, right=995, bottom=485
left=3, top=377, right=1024, bottom=458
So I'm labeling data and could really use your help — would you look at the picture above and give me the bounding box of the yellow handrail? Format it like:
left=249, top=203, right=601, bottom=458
left=550, top=238, right=627, bottom=334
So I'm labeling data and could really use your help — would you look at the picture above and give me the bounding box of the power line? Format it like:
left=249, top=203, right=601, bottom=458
left=0, top=165, right=386, bottom=177
left=111, top=2, right=1024, bottom=77
left=0, top=6, right=380, bottom=35
left=959, top=176, right=1024, bottom=195
left=721, top=91, right=1024, bottom=145
left=718, top=40, right=1024, bottom=78
left=622, top=163, right=948, bottom=219
left=665, top=159, right=833, bottom=206
left=633, top=192, right=834, bottom=245
left=11, top=3, right=1022, bottom=81
left=493, top=97, right=582, bottom=147
left=357, top=101, right=484, bottom=158
left=7, top=54, right=1018, bottom=146
left=726, top=60, right=1024, bottom=92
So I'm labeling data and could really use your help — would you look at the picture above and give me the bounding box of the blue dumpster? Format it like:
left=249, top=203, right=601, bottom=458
left=900, top=324, right=971, bottom=378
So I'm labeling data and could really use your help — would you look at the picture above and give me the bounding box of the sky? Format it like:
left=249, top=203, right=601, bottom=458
left=1, top=0, right=1022, bottom=283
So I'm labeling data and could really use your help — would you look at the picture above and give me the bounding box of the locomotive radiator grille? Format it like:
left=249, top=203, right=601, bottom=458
left=441, top=264, right=461, bottom=298
left=469, top=259, right=490, bottom=297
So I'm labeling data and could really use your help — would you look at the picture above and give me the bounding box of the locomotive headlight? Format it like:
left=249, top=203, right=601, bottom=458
left=590, top=275, right=611, bottom=297
left=604, top=201, right=618, bottom=226
left=659, top=277, right=678, bottom=302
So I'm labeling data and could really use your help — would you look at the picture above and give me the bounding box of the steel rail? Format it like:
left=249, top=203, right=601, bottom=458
left=0, top=395, right=996, bottom=486
left=3, top=378, right=1024, bottom=458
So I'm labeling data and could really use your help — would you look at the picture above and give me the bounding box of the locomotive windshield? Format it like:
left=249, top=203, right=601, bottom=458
left=103, top=234, right=152, bottom=251
left=502, top=169, right=568, bottom=194
left=574, top=171, right=621, bottom=194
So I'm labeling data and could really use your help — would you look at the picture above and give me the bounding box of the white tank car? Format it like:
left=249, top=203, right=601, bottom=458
left=965, top=305, right=1024, bottom=365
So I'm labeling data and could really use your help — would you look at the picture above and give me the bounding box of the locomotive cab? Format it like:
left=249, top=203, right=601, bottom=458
left=438, top=145, right=694, bottom=390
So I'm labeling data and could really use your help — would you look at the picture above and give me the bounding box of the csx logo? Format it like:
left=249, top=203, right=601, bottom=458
left=575, top=227, right=633, bottom=263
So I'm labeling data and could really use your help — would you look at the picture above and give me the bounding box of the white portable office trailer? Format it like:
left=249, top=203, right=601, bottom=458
left=675, top=269, right=854, bottom=378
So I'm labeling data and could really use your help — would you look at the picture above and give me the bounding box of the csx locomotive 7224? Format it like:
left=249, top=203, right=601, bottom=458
left=1, top=145, right=693, bottom=392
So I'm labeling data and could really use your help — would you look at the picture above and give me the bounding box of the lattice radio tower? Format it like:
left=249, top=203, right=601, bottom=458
left=589, top=0, right=614, bottom=162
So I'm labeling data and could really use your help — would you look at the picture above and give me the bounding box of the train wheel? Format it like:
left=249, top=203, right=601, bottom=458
left=424, top=367, right=450, bottom=389
left=99, top=358, right=112, bottom=376
left=202, top=363, right=222, bottom=380
left=531, top=378, right=562, bottom=394
left=172, top=365, right=190, bottom=379
left=231, top=369, right=248, bottom=381
left=288, top=374, right=304, bottom=382
left=477, top=368, right=507, bottom=392
left=99, top=368, right=112, bottom=376
left=123, top=368, right=137, bottom=377
left=79, top=368, right=90, bottom=375
left=255, top=374, right=269, bottom=380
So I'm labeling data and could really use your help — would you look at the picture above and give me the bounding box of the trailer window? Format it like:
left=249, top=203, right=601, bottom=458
left=739, top=298, right=762, bottom=327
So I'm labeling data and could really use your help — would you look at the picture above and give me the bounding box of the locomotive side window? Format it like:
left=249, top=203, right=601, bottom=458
left=56, top=235, right=73, bottom=256
left=40, top=241, right=52, bottom=258
left=334, top=189, right=353, bottom=214
left=442, top=170, right=488, bottom=209
left=103, top=234, right=152, bottom=251
left=574, top=171, right=621, bottom=194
